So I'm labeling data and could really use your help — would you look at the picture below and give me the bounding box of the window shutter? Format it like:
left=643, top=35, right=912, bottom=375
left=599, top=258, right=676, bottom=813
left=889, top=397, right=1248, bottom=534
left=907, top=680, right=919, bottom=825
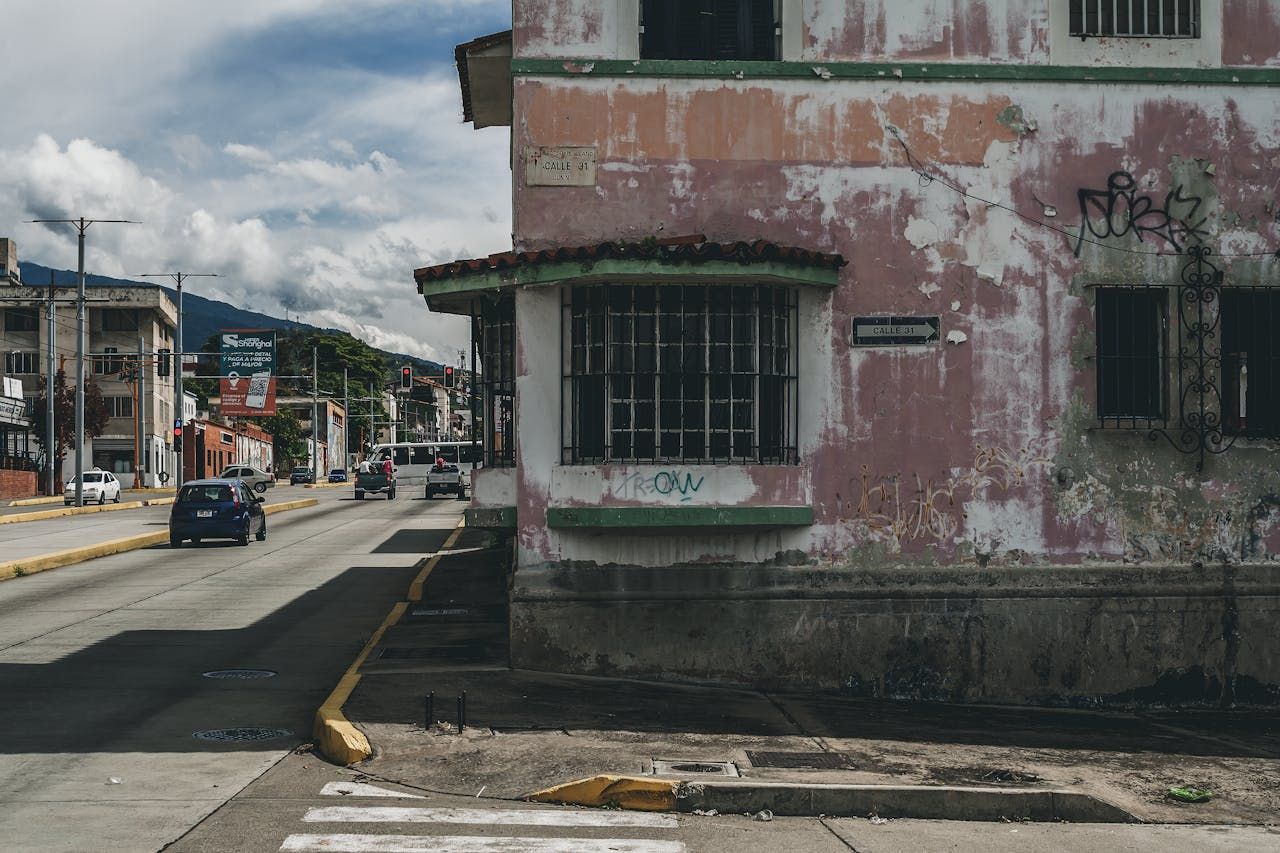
left=750, top=0, right=776, bottom=59
left=712, top=0, right=743, bottom=59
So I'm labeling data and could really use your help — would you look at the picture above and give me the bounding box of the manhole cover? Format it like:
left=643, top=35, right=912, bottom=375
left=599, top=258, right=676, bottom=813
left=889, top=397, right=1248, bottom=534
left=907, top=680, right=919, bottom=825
left=192, top=727, right=292, bottom=742
left=202, top=669, right=277, bottom=680
left=652, top=759, right=739, bottom=777
left=746, top=750, right=856, bottom=770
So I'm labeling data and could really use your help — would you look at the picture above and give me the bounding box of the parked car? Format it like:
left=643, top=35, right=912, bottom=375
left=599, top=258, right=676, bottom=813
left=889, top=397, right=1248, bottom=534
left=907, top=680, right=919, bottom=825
left=218, top=464, right=275, bottom=493
left=328, top=468, right=348, bottom=483
left=64, top=470, right=121, bottom=506
left=289, top=466, right=314, bottom=485
left=169, top=479, right=266, bottom=547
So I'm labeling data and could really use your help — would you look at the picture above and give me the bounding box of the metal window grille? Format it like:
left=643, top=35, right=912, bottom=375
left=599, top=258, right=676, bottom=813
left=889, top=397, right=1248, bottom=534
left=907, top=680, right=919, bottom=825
left=640, top=0, right=780, bottom=60
left=563, top=283, right=797, bottom=465
left=94, top=347, right=123, bottom=376
left=105, top=395, right=133, bottom=419
left=1095, top=287, right=1168, bottom=428
left=472, top=292, right=515, bottom=468
left=1069, top=0, right=1200, bottom=38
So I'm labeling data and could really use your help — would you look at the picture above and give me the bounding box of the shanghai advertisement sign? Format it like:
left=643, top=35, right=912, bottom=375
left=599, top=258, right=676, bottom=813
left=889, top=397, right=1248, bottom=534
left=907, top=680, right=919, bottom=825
left=220, top=330, right=277, bottom=416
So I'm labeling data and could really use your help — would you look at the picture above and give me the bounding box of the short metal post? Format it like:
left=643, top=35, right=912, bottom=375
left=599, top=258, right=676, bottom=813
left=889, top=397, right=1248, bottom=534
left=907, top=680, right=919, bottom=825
left=457, top=692, right=466, bottom=733
left=425, top=691, right=434, bottom=730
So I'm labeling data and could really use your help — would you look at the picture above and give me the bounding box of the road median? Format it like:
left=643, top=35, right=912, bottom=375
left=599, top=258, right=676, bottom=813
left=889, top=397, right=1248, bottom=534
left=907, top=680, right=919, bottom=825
left=0, top=496, right=178, bottom=525
left=0, top=497, right=320, bottom=582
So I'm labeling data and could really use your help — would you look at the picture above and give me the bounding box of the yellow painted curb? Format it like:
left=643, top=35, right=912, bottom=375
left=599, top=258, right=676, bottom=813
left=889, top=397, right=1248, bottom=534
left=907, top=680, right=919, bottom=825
left=0, top=531, right=170, bottom=581
left=313, top=601, right=408, bottom=765
left=408, top=522, right=466, bottom=602
left=0, top=497, right=319, bottom=582
left=0, top=500, right=152, bottom=525
left=7, top=495, right=64, bottom=507
left=527, top=775, right=680, bottom=812
left=304, top=481, right=348, bottom=489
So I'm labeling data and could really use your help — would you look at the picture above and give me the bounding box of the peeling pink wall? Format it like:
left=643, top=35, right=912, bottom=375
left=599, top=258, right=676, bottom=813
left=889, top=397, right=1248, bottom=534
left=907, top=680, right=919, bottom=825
left=1223, top=0, right=1280, bottom=66
left=805, top=0, right=1047, bottom=62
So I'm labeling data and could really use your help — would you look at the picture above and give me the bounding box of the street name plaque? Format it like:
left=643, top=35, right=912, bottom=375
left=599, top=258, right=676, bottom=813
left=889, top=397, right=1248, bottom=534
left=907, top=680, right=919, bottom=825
left=852, top=316, right=940, bottom=346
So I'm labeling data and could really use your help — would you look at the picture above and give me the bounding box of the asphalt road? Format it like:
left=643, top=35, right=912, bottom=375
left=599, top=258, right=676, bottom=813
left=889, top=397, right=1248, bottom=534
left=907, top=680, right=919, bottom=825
left=0, top=488, right=463, bottom=853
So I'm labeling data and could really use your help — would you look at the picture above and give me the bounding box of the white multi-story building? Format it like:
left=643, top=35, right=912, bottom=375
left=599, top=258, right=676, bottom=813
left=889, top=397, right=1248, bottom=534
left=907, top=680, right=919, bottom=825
left=1, top=246, right=180, bottom=488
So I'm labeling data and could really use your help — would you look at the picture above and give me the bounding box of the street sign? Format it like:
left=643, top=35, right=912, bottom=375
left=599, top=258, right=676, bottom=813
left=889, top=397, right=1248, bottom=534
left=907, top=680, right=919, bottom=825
left=852, top=316, right=940, bottom=346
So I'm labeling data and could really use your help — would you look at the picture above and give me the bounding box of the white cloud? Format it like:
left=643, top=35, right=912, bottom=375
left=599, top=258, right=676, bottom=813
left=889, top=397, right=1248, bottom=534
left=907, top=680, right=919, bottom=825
left=0, top=1, right=513, bottom=363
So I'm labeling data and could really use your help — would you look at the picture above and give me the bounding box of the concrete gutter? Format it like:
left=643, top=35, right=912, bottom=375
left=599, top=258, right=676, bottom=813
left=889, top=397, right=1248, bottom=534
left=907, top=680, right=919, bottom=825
left=527, top=776, right=1137, bottom=823
left=0, top=497, right=177, bottom=525
left=0, top=497, right=319, bottom=582
left=313, top=521, right=466, bottom=765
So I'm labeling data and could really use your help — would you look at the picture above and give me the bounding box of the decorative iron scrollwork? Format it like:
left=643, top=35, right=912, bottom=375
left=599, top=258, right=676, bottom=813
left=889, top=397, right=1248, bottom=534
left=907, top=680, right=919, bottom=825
left=1148, top=245, right=1237, bottom=470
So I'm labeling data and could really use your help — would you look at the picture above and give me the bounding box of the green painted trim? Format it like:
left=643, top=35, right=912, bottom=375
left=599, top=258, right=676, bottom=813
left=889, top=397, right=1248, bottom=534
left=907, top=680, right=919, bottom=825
left=420, top=257, right=840, bottom=301
left=465, top=505, right=517, bottom=530
left=512, top=58, right=1280, bottom=87
left=546, top=505, right=814, bottom=529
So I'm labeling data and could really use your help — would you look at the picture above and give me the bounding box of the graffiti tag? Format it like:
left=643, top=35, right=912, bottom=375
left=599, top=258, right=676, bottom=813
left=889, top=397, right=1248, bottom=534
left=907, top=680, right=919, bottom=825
left=1074, top=171, right=1208, bottom=256
left=611, top=470, right=706, bottom=502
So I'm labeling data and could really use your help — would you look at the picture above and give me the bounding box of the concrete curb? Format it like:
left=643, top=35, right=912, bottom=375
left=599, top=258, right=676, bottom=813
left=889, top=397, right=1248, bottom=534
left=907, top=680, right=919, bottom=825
left=526, top=776, right=1137, bottom=823
left=304, top=482, right=348, bottom=489
left=7, top=495, right=64, bottom=507
left=313, top=520, right=466, bottom=765
left=0, top=497, right=177, bottom=526
left=0, top=497, right=320, bottom=582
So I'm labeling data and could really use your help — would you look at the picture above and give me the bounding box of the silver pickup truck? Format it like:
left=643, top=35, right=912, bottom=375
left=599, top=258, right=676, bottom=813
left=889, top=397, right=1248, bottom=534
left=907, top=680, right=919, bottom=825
left=425, top=464, right=467, bottom=500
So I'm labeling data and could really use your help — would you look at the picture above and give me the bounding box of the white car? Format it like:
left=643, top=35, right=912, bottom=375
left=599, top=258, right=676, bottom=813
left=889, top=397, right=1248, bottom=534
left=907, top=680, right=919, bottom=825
left=65, top=470, right=122, bottom=506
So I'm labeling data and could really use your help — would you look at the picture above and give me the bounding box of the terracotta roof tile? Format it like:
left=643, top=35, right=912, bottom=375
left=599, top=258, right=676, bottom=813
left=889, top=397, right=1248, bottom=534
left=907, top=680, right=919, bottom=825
left=414, top=235, right=846, bottom=287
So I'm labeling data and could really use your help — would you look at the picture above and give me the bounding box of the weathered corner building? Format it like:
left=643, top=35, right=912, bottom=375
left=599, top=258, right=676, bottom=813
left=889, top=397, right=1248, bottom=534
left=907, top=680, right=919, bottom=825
left=418, top=1, right=1280, bottom=707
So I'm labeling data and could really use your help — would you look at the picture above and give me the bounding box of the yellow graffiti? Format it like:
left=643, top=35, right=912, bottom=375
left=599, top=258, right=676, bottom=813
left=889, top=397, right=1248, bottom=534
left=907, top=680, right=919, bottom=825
left=846, top=445, right=1052, bottom=545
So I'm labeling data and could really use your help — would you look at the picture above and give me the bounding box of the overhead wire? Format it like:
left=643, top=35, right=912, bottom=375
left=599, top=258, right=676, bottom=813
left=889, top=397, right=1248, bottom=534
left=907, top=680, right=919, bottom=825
left=885, top=124, right=1280, bottom=261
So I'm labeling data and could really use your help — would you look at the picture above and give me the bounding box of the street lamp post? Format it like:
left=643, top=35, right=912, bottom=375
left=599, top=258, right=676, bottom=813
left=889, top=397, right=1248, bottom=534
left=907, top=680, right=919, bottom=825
left=28, top=217, right=136, bottom=506
left=138, top=272, right=217, bottom=490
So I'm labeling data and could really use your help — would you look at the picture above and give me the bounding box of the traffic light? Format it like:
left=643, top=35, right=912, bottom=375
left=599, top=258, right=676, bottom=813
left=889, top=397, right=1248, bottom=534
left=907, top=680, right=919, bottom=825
left=157, top=348, right=171, bottom=377
left=400, top=365, right=412, bottom=389
left=444, top=366, right=455, bottom=389
left=173, top=419, right=183, bottom=451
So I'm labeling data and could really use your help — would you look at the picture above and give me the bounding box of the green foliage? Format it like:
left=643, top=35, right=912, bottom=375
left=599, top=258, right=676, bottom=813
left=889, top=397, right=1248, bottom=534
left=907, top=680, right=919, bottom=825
left=252, top=408, right=308, bottom=467
left=30, top=368, right=111, bottom=478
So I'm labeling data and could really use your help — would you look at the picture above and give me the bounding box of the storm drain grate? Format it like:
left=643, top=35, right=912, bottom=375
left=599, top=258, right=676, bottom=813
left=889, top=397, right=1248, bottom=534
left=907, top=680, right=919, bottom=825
left=192, top=727, right=293, bottom=743
left=202, top=669, right=277, bottom=680
left=652, top=759, right=739, bottom=777
left=746, top=750, right=856, bottom=770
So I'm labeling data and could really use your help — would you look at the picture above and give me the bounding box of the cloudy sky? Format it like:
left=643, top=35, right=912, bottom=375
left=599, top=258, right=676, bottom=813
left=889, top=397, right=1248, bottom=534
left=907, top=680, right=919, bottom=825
left=0, top=0, right=512, bottom=363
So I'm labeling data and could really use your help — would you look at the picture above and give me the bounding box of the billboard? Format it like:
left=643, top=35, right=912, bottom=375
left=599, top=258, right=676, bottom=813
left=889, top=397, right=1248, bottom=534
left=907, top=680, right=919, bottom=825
left=219, top=330, right=277, bottom=416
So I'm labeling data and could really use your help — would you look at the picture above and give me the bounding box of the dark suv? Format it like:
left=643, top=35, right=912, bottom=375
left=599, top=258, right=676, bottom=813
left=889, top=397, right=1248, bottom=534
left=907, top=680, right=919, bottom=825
left=289, top=466, right=314, bottom=485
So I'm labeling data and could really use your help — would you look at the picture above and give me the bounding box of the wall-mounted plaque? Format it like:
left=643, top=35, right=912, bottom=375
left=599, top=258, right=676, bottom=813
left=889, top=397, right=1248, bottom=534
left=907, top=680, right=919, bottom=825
left=525, top=146, right=598, bottom=187
left=852, top=316, right=941, bottom=346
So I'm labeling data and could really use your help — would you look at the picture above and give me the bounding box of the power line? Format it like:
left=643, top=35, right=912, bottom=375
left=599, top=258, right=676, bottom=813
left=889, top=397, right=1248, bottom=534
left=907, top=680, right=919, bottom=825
left=885, top=125, right=1280, bottom=261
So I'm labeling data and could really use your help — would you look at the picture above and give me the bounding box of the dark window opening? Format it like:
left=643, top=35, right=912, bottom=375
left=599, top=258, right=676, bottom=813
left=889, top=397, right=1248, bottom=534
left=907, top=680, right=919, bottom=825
left=1096, top=287, right=1166, bottom=425
left=474, top=292, right=515, bottom=468
left=4, top=309, right=38, bottom=332
left=1221, top=289, right=1280, bottom=439
left=564, top=283, right=797, bottom=465
left=100, top=308, right=140, bottom=332
left=1070, top=0, right=1199, bottom=38
left=641, top=0, right=779, bottom=60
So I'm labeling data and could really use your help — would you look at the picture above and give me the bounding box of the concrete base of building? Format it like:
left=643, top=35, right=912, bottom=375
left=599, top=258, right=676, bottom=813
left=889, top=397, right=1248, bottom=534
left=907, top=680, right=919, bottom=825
left=510, top=560, right=1280, bottom=708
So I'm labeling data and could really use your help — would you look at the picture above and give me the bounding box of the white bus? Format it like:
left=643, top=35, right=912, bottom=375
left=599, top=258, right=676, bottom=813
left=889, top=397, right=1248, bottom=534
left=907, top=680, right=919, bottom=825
left=367, top=441, right=481, bottom=487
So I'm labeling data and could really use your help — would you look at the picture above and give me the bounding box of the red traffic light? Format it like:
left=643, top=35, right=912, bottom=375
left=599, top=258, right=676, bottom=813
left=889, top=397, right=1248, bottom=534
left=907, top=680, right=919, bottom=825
left=400, top=366, right=412, bottom=388
left=444, top=366, right=455, bottom=388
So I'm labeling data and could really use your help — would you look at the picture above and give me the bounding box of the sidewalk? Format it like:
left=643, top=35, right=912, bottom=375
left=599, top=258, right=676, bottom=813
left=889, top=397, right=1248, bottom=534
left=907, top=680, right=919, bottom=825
left=340, top=544, right=1280, bottom=826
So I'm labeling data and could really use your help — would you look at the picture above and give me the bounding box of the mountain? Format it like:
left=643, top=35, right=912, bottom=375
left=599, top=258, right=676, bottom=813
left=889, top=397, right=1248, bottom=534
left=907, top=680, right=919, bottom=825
left=18, top=262, right=445, bottom=378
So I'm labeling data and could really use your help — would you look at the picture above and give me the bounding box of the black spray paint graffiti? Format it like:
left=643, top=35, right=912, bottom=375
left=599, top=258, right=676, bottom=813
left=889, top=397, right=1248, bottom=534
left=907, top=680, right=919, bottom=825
left=611, top=470, right=706, bottom=502
left=1074, top=171, right=1209, bottom=256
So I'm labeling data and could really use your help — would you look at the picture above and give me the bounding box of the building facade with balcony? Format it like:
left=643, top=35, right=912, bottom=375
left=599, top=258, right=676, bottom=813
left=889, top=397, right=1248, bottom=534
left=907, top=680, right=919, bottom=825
left=420, top=2, right=1280, bottom=707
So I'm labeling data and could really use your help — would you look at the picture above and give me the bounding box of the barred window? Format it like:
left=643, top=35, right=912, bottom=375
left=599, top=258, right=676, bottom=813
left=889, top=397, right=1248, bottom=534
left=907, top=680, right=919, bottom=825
left=5, top=351, right=41, bottom=375
left=641, top=0, right=779, bottom=60
left=95, top=347, right=123, bottom=376
left=1096, top=287, right=1167, bottom=426
left=1069, top=0, right=1200, bottom=38
left=474, top=293, right=514, bottom=468
left=564, top=283, right=797, bottom=464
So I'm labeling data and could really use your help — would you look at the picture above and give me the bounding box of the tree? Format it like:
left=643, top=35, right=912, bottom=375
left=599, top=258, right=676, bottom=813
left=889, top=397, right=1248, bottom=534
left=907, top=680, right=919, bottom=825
left=30, top=368, right=111, bottom=488
left=254, top=409, right=307, bottom=468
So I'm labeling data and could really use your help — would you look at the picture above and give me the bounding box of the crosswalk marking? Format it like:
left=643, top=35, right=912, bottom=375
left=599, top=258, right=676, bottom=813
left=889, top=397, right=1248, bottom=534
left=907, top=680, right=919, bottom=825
left=321, top=782, right=426, bottom=799
left=280, top=835, right=686, bottom=853
left=302, top=806, right=678, bottom=829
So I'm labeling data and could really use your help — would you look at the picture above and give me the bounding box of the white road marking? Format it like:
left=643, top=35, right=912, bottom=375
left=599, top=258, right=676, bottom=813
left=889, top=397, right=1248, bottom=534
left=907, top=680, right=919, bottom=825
left=302, top=806, right=678, bottom=828
left=321, top=782, right=426, bottom=799
left=281, top=835, right=686, bottom=853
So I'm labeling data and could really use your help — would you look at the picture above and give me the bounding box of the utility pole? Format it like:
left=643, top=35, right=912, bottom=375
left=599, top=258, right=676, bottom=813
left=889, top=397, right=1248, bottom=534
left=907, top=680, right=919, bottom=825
left=45, top=271, right=56, bottom=495
left=311, top=347, right=319, bottom=481
left=369, top=382, right=376, bottom=451
left=342, top=367, right=349, bottom=468
left=28, top=217, right=136, bottom=506
left=137, top=335, right=146, bottom=487
left=138, top=272, right=217, bottom=490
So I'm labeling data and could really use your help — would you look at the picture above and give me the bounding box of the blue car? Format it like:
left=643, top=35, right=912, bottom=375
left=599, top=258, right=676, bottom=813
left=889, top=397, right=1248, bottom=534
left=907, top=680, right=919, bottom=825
left=169, top=479, right=267, bottom=547
left=328, top=468, right=348, bottom=483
